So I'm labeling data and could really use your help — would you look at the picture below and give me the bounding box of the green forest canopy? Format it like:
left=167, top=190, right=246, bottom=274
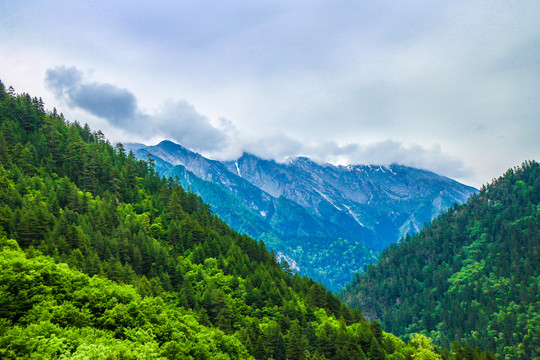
left=0, top=80, right=495, bottom=359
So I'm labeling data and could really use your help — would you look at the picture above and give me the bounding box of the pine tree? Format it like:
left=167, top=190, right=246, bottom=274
left=288, top=321, right=307, bottom=360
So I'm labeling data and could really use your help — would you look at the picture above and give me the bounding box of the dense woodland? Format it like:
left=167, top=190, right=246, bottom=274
left=340, top=161, right=539, bottom=359
left=0, top=80, right=496, bottom=359
left=152, top=160, right=379, bottom=292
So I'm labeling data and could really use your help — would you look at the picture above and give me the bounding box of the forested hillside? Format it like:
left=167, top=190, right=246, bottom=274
left=340, top=161, right=539, bottom=359
left=0, top=81, right=498, bottom=359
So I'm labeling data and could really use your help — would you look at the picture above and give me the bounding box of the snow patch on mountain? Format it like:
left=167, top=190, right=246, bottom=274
left=342, top=203, right=365, bottom=227
left=276, top=251, right=300, bottom=272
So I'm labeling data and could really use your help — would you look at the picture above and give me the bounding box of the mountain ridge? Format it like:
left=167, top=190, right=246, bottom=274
left=126, top=140, right=476, bottom=290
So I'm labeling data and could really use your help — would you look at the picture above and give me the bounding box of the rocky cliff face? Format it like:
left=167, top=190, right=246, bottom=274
left=125, top=141, right=476, bottom=290
left=225, top=153, right=475, bottom=250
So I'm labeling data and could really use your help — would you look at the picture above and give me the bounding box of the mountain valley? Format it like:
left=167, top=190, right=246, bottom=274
left=127, top=140, right=477, bottom=290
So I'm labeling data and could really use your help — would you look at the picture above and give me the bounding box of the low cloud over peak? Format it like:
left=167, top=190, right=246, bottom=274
left=239, top=136, right=471, bottom=179
left=152, top=99, right=227, bottom=152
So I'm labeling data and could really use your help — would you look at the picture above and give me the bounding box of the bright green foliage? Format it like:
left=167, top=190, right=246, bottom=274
left=0, top=237, right=249, bottom=359
left=0, top=80, right=493, bottom=359
left=340, top=161, right=540, bottom=359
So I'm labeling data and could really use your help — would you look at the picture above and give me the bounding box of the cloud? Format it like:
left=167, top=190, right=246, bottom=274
left=45, top=66, right=227, bottom=152
left=70, top=82, right=137, bottom=124
left=218, top=135, right=470, bottom=180
left=152, top=99, right=227, bottom=151
left=299, top=139, right=471, bottom=179
left=244, top=133, right=303, bottom=162
left=348, top=140, right=471, bottom=178
left=244, top=130, right=469, bottom=181
left=45, top=66, right=138, bottom=125
left=44, top=66, right=82, bottom=96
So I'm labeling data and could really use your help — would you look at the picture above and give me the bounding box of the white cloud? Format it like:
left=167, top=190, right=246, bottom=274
left=151, top=99, right=227, bottom=152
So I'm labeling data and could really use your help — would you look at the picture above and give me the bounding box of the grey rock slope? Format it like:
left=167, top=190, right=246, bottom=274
left=226, top=154, right=475, bottom=251
left=125, top=140, right=476, bottom=290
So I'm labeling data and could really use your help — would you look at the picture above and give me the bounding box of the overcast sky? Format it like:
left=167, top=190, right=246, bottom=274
left=1, top=1, right=539, bottom=187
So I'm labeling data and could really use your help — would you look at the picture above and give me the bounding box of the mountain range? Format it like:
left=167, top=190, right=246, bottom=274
left=126, top=140, right=476, bottom=290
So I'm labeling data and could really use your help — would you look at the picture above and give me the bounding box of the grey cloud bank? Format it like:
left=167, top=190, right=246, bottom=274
left=1, top=1, right=539, bottom=187
left=45, top=66, right=227, bottom=152
left=46, top=66, right=138, bottom=125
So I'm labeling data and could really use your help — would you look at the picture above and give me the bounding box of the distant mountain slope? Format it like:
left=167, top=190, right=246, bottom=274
left=127, top=141, right=476, bottom=290
left=226, top=152, right=475, bottom=251
left=339, top=161, right=540, bottom=359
